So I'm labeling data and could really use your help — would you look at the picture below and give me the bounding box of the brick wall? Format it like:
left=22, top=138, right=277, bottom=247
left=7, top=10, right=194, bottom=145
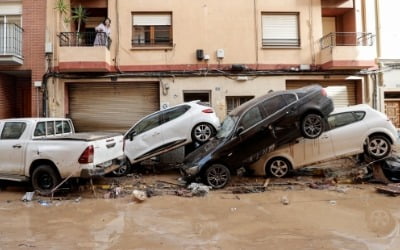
left=0, top=74, right=16, bottom=119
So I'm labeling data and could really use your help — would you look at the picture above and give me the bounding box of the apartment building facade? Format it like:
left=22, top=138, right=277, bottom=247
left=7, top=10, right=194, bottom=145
left=46, top=0, right=376, bottom=132
left=0, top=0, right=46, bottom=119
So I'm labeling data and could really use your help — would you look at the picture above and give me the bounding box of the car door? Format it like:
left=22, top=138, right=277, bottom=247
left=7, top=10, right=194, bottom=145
left=327, top=111, right=368, bottom=157
left=161, top=105, right=191, bottom=146
left=0, top=122, right=28, bottom=175
left=124, top=112, right=164, bottom=163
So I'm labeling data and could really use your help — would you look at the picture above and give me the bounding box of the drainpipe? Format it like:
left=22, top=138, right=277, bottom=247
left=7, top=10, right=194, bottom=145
left=42, top=72, right=57, bottom=117
left=374, top=0, right=382, bottom=110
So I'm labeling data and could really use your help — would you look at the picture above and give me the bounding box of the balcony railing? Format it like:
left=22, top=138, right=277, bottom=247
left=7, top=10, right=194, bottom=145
left=59, top=32, right=111, bottom=50
left=0, top=23, right=23, bottom=58
left=320, top=32, right=374, bottom=49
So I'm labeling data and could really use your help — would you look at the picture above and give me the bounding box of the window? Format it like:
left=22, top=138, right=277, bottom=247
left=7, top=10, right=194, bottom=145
left=282, top=93, right=297, bottom=105
left=46, top=121, right=55, bottom=136
left=354, top=111, right=366, bottom=121
left=184, top=91, right=211, bottom=106
left=239, top=106, right=263, bottom=130
left=327, top=112, right=357, bottom=130
left=1, top=122, right=26, bottom=139
left=63, top=121, right=72, bottom=133
left=262, top=13, right=300, bottom=47
left=133, top=113, right=162, bottom=135
left=163, top=105, right=190, bottom=123
left=226, top=96, right=254, bottom=115
left=261, top=95, right=287, bottom=116
left=132, top=13, right=172, bottom=47
left=34, top=122, right=46, bottom=137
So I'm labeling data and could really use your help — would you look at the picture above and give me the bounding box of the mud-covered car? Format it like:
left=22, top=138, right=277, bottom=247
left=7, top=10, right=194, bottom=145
left=181, top=84, right=334, bottom=188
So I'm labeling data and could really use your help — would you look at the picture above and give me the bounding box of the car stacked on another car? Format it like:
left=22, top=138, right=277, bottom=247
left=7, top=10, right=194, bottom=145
left=115, top=101, right=220, bottom=176
left=181, top=84, right=334, bottom=188
left=250, top=104, right=398, bottom=178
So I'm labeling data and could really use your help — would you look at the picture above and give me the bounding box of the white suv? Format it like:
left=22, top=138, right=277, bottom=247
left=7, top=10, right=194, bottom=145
left=250, top=104, right=398, bottom=178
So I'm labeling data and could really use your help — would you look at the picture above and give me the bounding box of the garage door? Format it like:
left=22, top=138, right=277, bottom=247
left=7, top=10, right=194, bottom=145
left=286, top=81, right=356, bottom=107
left=68, top=82, right=159, bottom=132
left=0, top=81, right=16, bottom=119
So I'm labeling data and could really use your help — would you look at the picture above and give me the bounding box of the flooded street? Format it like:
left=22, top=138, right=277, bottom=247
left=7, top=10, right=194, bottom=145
left=1, top=174, right=400, bottom=250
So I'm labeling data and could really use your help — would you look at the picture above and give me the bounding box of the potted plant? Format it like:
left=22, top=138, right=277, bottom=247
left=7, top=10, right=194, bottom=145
left=71, top=4, right=88, bottom=46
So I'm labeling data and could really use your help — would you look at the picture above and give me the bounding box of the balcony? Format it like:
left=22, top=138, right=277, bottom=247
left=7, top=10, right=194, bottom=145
left=57, top=32, right=112, bottom=72
left=320, top=32, right=376, bottom=70
left=0, top=23, right=23, bottom=65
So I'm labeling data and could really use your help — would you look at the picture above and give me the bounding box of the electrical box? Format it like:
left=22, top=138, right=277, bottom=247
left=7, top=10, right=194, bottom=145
left=216, top=49, right=224, bottom=59
left=203, top=54, right=210, bottom=61
left=196, top=49, right=204, bottom=60
left=34, top=81, right=42, bottom=87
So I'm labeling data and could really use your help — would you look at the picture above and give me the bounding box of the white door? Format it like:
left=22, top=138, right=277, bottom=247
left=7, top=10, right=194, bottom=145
left=124, top=112, right=164, bottom=164
left=161, top=105, right=192, bottom=145
left=0, top=122, right=27, bottom=175
left=291, top=130, right=335, bottom=168
left=327, top=112, right=367, bottom=157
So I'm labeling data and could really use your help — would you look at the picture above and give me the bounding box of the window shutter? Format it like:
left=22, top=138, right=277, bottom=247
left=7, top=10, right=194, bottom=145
left=0, top=3, right=22, bottom=15
left=133, top=14, right=171, bottom=26
left=262, top=14, right=299, bottom=46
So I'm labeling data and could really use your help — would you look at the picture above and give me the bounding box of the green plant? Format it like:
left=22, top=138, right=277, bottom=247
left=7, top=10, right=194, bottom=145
left=71, top=4, right=88, bottom=33
left=54, top=0, right=70, bottom=31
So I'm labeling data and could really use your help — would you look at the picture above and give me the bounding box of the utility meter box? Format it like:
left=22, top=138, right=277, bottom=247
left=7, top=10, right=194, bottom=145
left=216, top=49, right=224, bottom=59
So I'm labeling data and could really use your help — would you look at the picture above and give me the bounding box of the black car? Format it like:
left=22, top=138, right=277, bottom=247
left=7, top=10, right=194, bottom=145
left=181, top=84, right=334, bottom=188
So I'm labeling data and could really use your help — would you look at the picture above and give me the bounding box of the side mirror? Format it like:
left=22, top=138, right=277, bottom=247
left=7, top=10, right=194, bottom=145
left=129, top=131, right=137, bottom=141
left=236, top=126, right=244, bottom=136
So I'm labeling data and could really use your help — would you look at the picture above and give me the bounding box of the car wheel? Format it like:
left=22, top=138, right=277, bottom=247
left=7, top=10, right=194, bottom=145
left=301, top=113, right=324, bottom=139
left=267, top=158, right=291, bottom=178
left=112, top=163, right=131, bottom=177
left=32, top=165, right=61, bottom=195
left=365, top=135, right=391, bottom=159
left=204, top=164, right=231, bottom=189
left=192, top=123, right=214, bottom=144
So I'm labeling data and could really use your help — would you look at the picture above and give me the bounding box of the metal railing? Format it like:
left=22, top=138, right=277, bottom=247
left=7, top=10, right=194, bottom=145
left=59, top=32, right=111, bottom=49
left=0, top=23, right=23, bottom=57
left=320, top=32, right=374, bottom=49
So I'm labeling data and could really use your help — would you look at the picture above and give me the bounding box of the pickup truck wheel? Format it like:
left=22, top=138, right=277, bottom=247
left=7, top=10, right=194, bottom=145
left=32, top=165, right=61, bottom=195
left=192, top=123, right=214, bottom=144
left=301, top=113, right=324, bottom=139
left=365, top=135, right=391, bottom=159
left=203, top=164, right=230, bottom=189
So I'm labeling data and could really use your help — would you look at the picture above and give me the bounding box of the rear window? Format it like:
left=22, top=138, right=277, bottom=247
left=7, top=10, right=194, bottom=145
left=240, top=106, right=263, bottom=130
left=1, top=122, right=27, bottom=139
left=34, top=120, right=72, bottom=137
left=328, top=112, right=358, bottom=130
left=261, top=95, right=287, bottom=116
left=163, top=105, right=190, bottom=123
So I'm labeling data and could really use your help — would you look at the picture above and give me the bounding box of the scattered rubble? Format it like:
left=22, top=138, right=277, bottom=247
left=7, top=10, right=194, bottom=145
left=21, top=192, right=35, bottom=202
left=281, top=196, right=290, bottom=205
left=132, top=190, right=147, bottom=202
left=187, top=183, right=211, bottom=197
left=376, top=183, right=400, bottom=196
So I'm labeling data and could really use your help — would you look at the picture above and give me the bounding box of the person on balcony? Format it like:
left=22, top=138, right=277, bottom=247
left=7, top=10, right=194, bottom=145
left=94, top=17, right=111, bottom=47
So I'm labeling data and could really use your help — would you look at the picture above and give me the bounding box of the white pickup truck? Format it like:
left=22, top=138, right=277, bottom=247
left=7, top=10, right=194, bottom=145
left=0, top=118, right=124, bottom=194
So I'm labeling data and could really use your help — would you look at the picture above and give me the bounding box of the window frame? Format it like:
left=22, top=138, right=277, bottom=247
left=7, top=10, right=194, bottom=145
left=261, top=12, right=300, bottom=48
left=327, top=111, right=365, bottom=131
left=226, top=96, right=254, bottom=115
left=1, top=122, right=27, bottom=140
left=131, top=12, right=173, bottom=49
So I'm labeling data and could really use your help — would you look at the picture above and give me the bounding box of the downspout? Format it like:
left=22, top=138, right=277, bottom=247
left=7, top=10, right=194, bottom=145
left=374, top=0, right=382, bottom=110
left=253, top=0, right=259, bottom=69
left=42, top=72, right=57, bottom=117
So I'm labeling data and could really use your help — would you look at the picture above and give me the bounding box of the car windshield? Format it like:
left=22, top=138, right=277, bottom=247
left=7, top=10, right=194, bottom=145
left=216, top=115, right=238, bottom=139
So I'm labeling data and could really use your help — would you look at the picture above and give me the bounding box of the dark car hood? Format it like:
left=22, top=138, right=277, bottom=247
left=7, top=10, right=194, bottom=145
left=183, top=137, right=224, bottom=166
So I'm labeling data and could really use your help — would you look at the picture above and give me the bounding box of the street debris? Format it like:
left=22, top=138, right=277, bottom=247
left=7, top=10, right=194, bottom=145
left=21, top=192, right=35, bottom=202
left=281, top=196, right=290, bottom=205
left=329, top=200, right=337, bottom=206
left=132, top=190, right=147, bottom=202
left=187, top=183, right=211, bottom=197
left=38, top=200, right=51, bottom=207
left=376, top=183, right=400, bottom=196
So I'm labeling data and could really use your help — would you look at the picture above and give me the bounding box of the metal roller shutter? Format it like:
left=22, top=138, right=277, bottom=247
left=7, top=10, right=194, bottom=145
left=0, top=81, right=16, bottom=119
left=286, top=81, right=356, bottom=107
left=68, top=82, right=159, bottom=132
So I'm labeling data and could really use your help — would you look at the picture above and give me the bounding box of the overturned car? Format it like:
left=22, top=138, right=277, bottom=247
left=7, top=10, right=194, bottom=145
left=181, top=84, right=334, bottom=188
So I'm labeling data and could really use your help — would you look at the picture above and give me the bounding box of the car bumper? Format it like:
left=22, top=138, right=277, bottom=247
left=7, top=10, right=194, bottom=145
left=180, top=164, right=201, bottom=178
left=80, top=163, right=120, bottom=178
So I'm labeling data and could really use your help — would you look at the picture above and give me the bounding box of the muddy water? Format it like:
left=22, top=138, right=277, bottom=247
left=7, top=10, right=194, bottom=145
left=1, top=179, right=400, bottom=249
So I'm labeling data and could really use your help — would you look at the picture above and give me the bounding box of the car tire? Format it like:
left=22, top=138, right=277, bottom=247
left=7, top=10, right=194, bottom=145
left=31, top=165, right=61, bottom=195
left=266, top=157, right=291, bottom=178
left=191, top=123, right=215, bottom=144
left=365, top=135, right=391, bottom=159
left=301, top=113, right=324, bottom=139
left=203, top=164, right=231, bottom=189
left=112, top=163, right=131, bottom=177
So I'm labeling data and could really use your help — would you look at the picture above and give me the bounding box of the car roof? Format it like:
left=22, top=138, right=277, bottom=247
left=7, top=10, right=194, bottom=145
left=0, top=117, right=71, bottom=123
left=330, top=104, right=372, bottom=115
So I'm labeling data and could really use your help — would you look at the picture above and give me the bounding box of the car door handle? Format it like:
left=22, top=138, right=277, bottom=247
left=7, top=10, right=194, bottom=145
left=13, top=144, right=22, bottom=148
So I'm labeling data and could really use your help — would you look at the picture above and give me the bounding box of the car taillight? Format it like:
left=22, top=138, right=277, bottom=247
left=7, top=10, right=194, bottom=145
left=321, top=88, right=328, bottom=96
left=79, top=145, right=94, bottom=164
left=202, top=108, right=214, bottom=113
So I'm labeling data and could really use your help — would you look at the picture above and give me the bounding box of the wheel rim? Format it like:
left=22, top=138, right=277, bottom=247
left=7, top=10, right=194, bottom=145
left=369, top=138, right=389, bottom=157
left=113, top=165, right=128, bottom=175
left=38, top=172, right=54, bottom=190
left=194, top=124, right=212, bottom=142
left=270, top=160, right=289, bottom=178
left=303, top=115, right=322, bottom=138
left=207, top=166, right=229, bottom=188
